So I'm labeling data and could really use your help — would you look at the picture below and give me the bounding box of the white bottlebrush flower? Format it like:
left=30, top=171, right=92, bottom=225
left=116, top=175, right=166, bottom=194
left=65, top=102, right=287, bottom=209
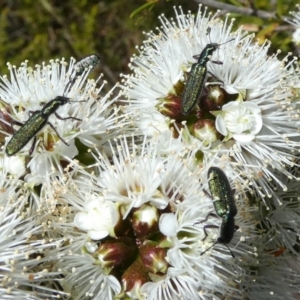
left=30, top=132, right=298, bottom=299
left=285, top=4, right=300, bottom=44
left=140, top=268, right=202, bottom=300
left=241, top=251, right=300, bottom=299
left=0, top=57, right=126, bottom=185
left=0, top=155, right=45, bottom=211
left=292, top=28, right=300, bottom=45
left=58, top=253, right=122, bottom=300
left=47, top=134, right=268, bottom=299
left=255, top=173, right=300, bottom=254
left=121, top=5, right=300, bottom=208
left=0, top=184, right=67, bottom=299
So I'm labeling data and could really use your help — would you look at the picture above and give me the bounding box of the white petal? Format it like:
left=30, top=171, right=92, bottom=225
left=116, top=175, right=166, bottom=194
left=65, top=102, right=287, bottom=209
left=222, top=84, right=239, bottom=94
left=232, top=133, right=255, bottom=144
left=167, top=248, right=185, bottom=269
left=57, top=139, right=78, bottom=158
left=215, top=115, right=228, bottom=136
left=74, top=212, right=92, bottom=231
left=159, top=213, right=178, bottom=237
left=4, top=155, right=26, bottom=177
left=88, top=229, right=109, bottom=240
left=139, top=111, right=168, bottom=136
left=251, top=114, right=263, bottom=134
left=243, top=101, right=261, bottom=114
left=221, top=101, right=239, bottom=111
left=150, top=197, right=169, bottom=209
left=85, top=198, right=102, bottom=210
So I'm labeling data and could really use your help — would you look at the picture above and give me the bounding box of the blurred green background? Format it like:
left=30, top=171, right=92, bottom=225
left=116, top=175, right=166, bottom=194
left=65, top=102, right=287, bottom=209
left=0, top=0, right=299, bottom=90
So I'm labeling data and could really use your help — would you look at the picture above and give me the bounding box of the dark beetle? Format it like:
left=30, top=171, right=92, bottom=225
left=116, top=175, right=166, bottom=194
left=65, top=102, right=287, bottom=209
left=5, top=96, right=80, bottom=156
left=208, top=166, right=237, bottom=220
left=200, top=167, right=238, bottom=257
left=181, top=39, right=234, bottom=115
left=5, top=54, right=100, bottom=156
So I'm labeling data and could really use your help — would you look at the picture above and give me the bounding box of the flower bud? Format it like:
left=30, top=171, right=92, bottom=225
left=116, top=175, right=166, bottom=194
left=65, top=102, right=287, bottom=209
left=95, top=237, right=137, bottom=269
left=157, top=94, right=182, bottom=119
left=132, top=204, right=159, bottom=239
left=200, top=85, right=225, bottom=111
left=122, top=256, right=150, bottom=299
left=0, top=107, right=14, bottom=139
left=192, top=119, right=220, bottom=146
left=139, top=241, right=168, bottom=274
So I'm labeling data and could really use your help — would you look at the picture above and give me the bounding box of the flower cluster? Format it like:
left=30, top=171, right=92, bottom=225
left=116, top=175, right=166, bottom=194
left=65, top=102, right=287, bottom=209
left=286, top=4, right=300, bottom=45
left=1, top=5, right=300, bottom=300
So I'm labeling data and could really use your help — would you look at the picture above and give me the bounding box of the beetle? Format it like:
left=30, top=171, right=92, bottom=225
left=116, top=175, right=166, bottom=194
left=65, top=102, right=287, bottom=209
left=74, top=54, right=100, bottom=75
left=5, top=96, right=81, bottom=156
left=198, top=167, right=238, bottom=257
left=181, top=35, right=234, bottom=115
left=65, top=54, right=100, bottom=92
left=5, top=54, right=99, bottom=156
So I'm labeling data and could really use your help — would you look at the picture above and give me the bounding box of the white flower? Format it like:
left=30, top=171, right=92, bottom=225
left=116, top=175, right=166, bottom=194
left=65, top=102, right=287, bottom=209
left=32, top=131, right=299, bottom=299
left=285, top=5, right=300, bottom=44
left=58, top=254, right=121, bottom=300
left=0, top=57, right=125, bottom=184
left=122, top=5, right=300, bottom=205
left=0, top=154, right=26, bottom=177
left=45, top=134, right=250, bottom=299
left=122, top=7, right=241, bottom=138
left=292, top=28, right=300, bottom=44
left=140, top=268, right=202, bottom=300
left=214, top=101, right=263, bottom=143
left=0, top=178, right=67, bottom=299
left=96, top=136, right=178, bottom=218
left=74, top=136, right=260, bottom=298
left=0, top=153, right=46, bottom=211
left=74, top=196, right=119, bottom=240
left=99, top=156, right=169, bottom=218
left=241, top=252, right=300, bottom=299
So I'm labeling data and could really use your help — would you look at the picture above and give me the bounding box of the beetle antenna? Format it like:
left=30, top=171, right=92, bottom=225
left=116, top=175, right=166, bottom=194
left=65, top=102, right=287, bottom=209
left=206, top=27, right=234, bottom=47
left=206, top=27, right=213, bottom=44
left=220, top=38, right=235, bottom=46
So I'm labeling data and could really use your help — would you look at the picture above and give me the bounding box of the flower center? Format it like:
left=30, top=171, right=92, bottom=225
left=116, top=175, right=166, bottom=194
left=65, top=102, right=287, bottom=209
left=224, top=106, right=255, bottom=134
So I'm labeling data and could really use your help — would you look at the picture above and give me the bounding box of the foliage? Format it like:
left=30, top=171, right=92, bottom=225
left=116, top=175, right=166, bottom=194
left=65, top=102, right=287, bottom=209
left=0, top=0, right=298, bottom=89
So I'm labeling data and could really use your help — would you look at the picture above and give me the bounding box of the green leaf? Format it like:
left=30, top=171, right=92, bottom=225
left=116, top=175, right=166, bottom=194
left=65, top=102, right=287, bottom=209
left=129, top=1, right=158, bottom=19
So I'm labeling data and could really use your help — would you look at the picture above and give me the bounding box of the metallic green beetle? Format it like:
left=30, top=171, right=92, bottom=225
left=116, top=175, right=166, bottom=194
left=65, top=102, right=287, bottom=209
left=181, top=39, right=234, bottom=115
left=200, top=167, right=237, bottom=257
left=5, top=54, right=100, bottom=156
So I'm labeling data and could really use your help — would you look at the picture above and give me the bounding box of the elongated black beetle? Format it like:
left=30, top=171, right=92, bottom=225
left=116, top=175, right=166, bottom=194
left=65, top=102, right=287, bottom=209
left=199, top=167, right=238, bottom=257
left=5, top=54, right=100, bottom=156
left=181, top=34, right=234, bottom=115
left=5, top=96, right=81, bottom=156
